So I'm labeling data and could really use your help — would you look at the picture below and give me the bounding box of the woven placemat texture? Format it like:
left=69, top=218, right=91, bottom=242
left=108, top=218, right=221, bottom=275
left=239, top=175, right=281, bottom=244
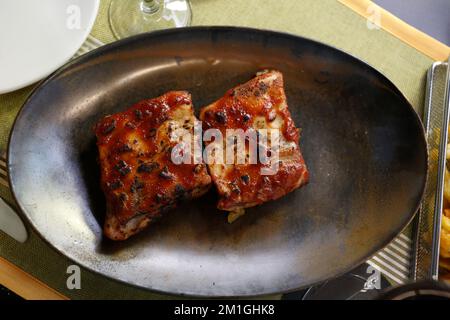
left=0, top=0, right=434, bottom=299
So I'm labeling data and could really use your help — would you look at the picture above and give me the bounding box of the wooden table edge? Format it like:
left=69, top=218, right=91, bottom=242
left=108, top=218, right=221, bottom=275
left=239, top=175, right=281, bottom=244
left=338, top=0, right=450, bottom=61
left=2, top=1, right=449, bottom=300
left=0, top=256, right=68, bottom=300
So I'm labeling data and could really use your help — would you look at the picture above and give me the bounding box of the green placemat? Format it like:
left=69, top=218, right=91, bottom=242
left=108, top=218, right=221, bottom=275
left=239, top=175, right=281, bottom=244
left=0, top=0, right=434, bottom=299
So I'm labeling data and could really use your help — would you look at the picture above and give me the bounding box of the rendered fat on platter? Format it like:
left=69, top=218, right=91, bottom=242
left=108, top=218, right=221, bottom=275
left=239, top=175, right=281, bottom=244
left=94, top=71, right=309, bottom=240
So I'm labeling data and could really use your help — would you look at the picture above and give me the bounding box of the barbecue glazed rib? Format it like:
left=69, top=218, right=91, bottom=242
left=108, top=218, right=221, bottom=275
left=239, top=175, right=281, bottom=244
left=95, top=92, right=211, bottom=240
left=199, top=71, right=308, bottom=220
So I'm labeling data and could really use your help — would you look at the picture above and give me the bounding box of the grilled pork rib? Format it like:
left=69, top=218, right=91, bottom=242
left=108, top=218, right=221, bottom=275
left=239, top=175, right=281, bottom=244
left=95, top=91, right=211, bottom=240
left=199, top=71, right=309, bottom=220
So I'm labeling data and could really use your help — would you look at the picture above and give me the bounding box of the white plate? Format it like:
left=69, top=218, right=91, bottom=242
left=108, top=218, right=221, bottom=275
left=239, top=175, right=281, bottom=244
left=0, top=0, right=99, bottom=94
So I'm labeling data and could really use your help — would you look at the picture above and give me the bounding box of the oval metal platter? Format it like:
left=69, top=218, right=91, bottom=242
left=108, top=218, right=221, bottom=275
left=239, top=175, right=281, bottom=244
left=8, top=27, right=427, bottom=297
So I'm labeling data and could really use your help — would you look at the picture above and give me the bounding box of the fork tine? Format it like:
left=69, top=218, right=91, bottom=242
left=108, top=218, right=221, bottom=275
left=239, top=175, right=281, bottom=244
left=72, top=36, right=104, bottom=60
left=0, top=150, right=8, bottom=187
left=87, top=35, right=104, bottom=47
left=0, top=166, right=8, bottom=187
left=0, top=151, right=6, bottom=169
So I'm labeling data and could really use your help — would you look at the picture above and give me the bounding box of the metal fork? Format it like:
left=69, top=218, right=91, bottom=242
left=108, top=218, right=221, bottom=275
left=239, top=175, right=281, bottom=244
left=413, top=58, right=450, bottom=281
left=0, top=150, right=28, bottom=243
left=72, top=35, right=105, bottom=59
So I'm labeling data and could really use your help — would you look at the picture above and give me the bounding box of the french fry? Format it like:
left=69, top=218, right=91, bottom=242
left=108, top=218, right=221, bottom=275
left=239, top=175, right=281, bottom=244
left=444, top=170, right=450, bottom=203
left=438, top=131, right=450, bottom=280
left=440, top=258, right=450, bottom=271
left=440, top=216, right=450, bottom=258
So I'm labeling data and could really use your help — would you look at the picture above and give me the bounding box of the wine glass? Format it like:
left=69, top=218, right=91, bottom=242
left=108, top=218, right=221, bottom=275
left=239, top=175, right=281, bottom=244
left=109, top=0, right=192, bottom=39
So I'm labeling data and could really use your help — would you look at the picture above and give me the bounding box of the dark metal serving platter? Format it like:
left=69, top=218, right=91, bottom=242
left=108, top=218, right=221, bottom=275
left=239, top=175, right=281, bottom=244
left=8, top=27, right=427, bottom=297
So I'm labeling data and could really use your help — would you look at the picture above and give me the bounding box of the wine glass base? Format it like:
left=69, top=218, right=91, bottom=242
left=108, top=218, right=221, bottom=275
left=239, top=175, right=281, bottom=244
left=109, top=0, right=192, bottom=39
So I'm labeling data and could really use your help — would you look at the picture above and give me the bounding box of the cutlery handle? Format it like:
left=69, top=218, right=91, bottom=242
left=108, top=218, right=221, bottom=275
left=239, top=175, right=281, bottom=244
left=0, top=198, right=28, bottom=243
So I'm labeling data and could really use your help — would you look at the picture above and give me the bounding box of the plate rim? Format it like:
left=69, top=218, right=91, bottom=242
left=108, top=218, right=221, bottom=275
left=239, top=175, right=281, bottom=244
left=7, top=26, right=429, bottom=297
left=0, top=0, right=100, bottom=94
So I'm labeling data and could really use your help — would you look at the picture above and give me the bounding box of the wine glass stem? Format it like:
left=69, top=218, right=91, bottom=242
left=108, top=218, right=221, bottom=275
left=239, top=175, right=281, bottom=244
left=141, top=0, right=160, bottom=14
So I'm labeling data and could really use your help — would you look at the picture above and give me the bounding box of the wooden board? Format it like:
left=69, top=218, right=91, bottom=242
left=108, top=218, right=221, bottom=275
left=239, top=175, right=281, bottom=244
left=339, top=0, right=450, bottom=61
left=0, top=257, right=67, bottom=300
